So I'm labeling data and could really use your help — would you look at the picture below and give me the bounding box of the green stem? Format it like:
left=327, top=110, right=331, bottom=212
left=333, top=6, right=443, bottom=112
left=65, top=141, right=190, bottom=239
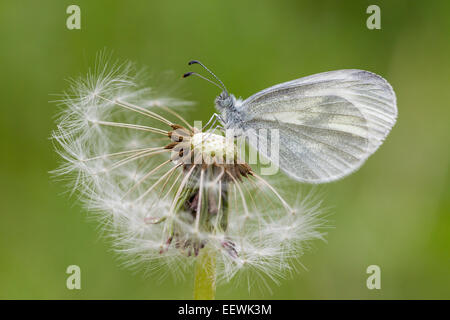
left=193, top=246, right=217, bottom=300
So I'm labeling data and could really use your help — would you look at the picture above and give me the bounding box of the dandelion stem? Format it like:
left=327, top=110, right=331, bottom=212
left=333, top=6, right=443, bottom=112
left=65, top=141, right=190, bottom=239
left=194, top=246, right=217, bottom=300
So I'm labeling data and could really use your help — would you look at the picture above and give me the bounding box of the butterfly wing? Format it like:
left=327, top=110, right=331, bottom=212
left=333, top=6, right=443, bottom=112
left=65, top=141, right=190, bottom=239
left=237, top=69, right=397, bottom=183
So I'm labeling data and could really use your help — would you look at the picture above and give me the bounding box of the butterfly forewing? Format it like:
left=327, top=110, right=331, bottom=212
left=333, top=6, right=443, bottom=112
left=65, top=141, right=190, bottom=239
left=238, top=69, right=397, bottom=183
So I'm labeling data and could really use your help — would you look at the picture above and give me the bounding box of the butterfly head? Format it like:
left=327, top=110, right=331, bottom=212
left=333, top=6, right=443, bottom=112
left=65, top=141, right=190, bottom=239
left=215, top=91, right=235, bottom=111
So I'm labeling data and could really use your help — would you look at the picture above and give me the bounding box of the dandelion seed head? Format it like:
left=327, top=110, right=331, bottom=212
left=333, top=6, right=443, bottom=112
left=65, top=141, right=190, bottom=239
left=52, top=55, right=327, bottom=290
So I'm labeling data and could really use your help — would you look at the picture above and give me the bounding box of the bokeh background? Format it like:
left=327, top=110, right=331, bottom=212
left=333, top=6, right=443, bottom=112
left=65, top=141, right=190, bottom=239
left=0, top=0, right=449, bottom=299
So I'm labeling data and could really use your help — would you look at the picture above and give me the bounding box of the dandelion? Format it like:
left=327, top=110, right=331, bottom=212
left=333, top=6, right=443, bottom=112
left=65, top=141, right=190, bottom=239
left=52, top=55, right=326, bottom=299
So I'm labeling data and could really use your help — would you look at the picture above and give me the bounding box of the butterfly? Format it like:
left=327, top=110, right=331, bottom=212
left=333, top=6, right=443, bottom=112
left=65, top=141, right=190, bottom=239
left=184, top=60, right=397, bottom=183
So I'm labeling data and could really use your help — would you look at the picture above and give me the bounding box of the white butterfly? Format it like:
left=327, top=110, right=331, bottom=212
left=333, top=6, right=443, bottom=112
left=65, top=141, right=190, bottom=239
left=184, top=61, right=397, bottom=183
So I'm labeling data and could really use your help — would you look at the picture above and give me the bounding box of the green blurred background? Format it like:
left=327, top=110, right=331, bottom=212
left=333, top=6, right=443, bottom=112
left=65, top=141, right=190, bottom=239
left=0, top=0, right=449, bottom=299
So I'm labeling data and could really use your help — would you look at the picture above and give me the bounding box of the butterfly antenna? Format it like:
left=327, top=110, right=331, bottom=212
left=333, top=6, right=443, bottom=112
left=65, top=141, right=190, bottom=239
left=182, top=72, right=225, bottom=92
left=188, top=60, right=229, bottom=96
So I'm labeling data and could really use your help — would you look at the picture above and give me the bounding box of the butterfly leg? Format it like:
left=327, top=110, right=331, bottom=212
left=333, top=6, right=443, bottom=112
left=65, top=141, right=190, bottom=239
left=202, top=113, right=218, bottom=131
left=202, top=113, right=224, bottom=131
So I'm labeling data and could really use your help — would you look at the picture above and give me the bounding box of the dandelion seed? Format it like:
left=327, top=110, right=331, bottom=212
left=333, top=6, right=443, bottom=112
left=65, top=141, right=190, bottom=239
left=52, top=55, right=326, bottom=297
